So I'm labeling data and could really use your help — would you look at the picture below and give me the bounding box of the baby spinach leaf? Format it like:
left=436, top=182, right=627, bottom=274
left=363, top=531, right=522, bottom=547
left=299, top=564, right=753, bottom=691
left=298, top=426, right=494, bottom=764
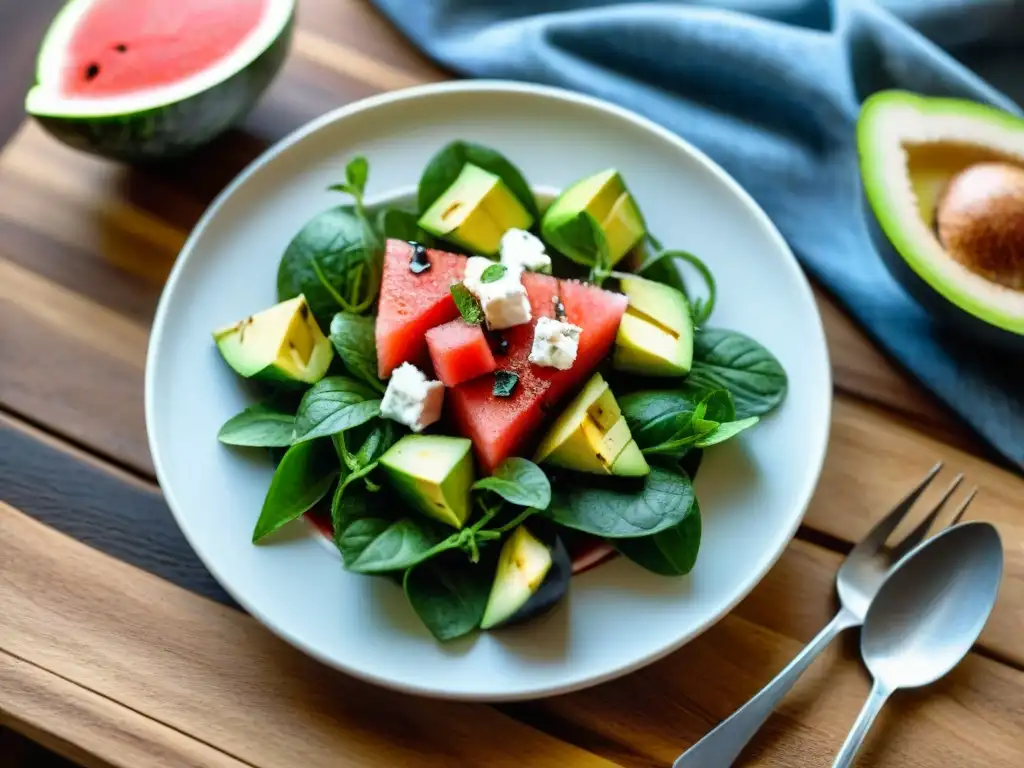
left=694, top=416, right=760, bottom=448
left=329, top=312, right=386, bottom=394
left=544, top=466, right=695, bottom=538
left=687, top=328, right=788, bottom=418
left=620, top=389, right=702, bottom=450
left=403, top=552, right=493, bottom=641
left=252, top=439, right=338, bottom=542
left=376, top=208, right=431, bottom=243
left=341, top=518, right=452, bottom=573
left=492, top=370, right=518, bottom=397
left=450, top=282, right=484, bottom=325
left=636, top=249, right=717, bottom=325
left=616, top=498, right=702, bottom=576
left=472, top=458, right=551, bottom=510
left=293, top=376, right=381, bottom=442
left=217, top=403, right=295, bottom=447
left=277, top=206, right=382, bottom=327
left=480, top=264, right=507, bottom=283
left=417, top=140, right=539, bottom=219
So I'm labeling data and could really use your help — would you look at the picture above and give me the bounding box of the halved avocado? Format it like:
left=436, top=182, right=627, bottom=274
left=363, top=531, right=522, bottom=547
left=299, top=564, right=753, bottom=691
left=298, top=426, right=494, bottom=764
left=613, top=275, right=694, bottom=376
left=379, top=435, right=475, bottom=529
left=212, top=295, right=333, bottom=385
left=541, top=169, right=646, bottom=267
left=418, top=163, right=534, bottom=256
left=857, top=90, right=1024, bottom=347
left=534, top=373, right=650, bottom=477
left=480, top=523, right=571, bottom=630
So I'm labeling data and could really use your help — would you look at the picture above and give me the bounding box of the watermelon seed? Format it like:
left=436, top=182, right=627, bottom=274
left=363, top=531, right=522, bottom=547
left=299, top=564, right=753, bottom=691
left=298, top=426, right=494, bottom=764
left=85, top=64, right=100, bottom=80
left=114, top=44, right=128, bottom=52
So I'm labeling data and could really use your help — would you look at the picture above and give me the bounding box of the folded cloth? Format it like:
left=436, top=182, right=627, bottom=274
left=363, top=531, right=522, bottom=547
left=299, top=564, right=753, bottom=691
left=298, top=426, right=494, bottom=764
left=369, top=0, right=1024, bottom=471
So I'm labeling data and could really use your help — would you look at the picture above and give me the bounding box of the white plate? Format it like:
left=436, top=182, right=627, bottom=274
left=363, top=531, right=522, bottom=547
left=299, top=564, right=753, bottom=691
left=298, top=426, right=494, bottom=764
left=146, top=81, right=831, bottom=701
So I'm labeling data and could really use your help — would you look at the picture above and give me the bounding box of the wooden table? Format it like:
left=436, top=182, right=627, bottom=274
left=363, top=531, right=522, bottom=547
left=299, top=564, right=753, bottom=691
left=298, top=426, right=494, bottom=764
left=2, top=2, right=1022, bottom=766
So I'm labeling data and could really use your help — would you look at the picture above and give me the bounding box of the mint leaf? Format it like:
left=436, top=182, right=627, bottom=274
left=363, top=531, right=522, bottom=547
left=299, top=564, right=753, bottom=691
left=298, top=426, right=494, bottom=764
left=480, top=264, right=507, bottom=283
left=492, top=370, right=518, bottom=397
left=345, top=156, right=368, bottom=197
left=450, top=282, right=484, bottom=325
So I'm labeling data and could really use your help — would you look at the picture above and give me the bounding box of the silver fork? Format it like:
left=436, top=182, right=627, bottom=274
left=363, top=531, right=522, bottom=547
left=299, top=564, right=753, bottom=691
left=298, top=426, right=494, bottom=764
left=673, top=462, right=975, bottom=768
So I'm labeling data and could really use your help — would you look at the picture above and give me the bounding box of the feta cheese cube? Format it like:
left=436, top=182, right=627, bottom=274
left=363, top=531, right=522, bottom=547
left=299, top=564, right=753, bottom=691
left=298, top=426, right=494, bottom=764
left=500, top=228, right=552, bottom=274
left=528, top=316, right=582, bottom=370
left=461, top=255, right=532, bottom=331
left=380, top=362, right=444, bottom=432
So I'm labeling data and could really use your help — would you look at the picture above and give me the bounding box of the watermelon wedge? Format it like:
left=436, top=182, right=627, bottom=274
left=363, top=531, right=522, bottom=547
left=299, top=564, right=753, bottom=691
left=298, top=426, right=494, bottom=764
left=25, top=0, right=295, bottom=162
left=448, top=274, right=628, bottom=473
left=376, top=240, right=465, bottom=379
left=426, top=319, right=497, bottom=388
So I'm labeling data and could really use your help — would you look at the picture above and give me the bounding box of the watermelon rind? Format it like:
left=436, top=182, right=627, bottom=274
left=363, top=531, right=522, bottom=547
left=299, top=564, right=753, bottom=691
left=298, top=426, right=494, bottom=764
left=25, top=0, right=296, bottom=162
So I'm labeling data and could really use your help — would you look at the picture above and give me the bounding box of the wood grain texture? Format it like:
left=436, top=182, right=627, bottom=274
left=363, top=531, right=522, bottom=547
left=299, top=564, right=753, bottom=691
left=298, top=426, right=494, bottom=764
left=1, top=652, right=250, bottom=768
left=0, top=503, right=618, bottom=768
left=4, top=500, right=1023, bottom=768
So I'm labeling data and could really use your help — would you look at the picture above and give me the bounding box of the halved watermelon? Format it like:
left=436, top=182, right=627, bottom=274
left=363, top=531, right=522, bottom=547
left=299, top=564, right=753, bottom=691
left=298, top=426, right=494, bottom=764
left=426, top=319, right=497, bottom=388
left=25, top=0, right=295, bottom=161
left=376, top=240, right=465, bottom=378
left=448, top=274, right=628, bottom=473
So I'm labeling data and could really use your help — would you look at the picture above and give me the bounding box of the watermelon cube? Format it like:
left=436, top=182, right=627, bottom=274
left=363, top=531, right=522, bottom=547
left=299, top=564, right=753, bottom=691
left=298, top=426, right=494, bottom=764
left=376, top=240, right=465, bottom=378
left=426, top=319, right=497, bottom=387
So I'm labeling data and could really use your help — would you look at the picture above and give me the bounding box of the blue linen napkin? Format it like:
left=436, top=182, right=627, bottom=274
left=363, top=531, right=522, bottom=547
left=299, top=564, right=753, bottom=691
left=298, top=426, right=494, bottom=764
left=369, top=0, right=1024, bottom=471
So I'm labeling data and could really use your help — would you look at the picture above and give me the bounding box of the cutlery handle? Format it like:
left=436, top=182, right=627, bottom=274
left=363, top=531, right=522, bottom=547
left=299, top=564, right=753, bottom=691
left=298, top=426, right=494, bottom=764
left=674, top=607, right=858, bottom=768
left=832, top=681, right=891, bottom=768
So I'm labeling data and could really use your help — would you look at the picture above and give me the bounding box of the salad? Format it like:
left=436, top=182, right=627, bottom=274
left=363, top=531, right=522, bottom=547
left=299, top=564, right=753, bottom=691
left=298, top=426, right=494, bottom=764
left=211, top=140, right=788, bottom=642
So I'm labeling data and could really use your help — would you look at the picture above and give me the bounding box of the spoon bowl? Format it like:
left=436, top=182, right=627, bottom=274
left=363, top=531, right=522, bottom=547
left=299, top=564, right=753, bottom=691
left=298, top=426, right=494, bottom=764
left=833, top=521, right=1003, bottom=767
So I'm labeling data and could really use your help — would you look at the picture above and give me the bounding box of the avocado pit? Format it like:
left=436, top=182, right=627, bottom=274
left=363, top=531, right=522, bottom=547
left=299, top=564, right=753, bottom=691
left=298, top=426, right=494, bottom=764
left=936, top=162, right=1024, bottom=290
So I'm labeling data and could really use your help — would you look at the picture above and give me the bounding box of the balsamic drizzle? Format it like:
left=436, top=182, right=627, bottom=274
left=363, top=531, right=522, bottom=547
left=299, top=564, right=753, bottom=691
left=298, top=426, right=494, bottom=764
left=552, top=295, right=567, bottom=321
left=408, top=241, right=431, bottom=274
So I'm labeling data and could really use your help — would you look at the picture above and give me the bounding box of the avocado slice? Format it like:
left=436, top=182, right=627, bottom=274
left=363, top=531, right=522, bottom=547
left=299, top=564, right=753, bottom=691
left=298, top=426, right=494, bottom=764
left=480, top=523, right=571, bottom=630
left=857, top=90, right=1024, bottom=346
left=418, top=163, right=534, bottom=256
left=380, top=435, right=475, bottom=529
left=212, top=295, right=333, bottom=385
left=534, top=373, right=650, bottom=477
left=541, top=169, right=646, bottom=267
left=612, top=275, right=694, bottom=376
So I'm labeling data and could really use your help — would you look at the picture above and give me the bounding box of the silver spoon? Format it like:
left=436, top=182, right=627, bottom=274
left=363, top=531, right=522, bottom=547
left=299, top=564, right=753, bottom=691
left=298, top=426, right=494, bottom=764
left=832, top=521, right=1003, bottom=767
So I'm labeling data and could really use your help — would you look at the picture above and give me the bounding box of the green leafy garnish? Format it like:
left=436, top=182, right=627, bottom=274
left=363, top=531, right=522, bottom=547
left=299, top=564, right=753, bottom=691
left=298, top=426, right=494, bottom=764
left=492, top=370, right=518, bottom=397
left=616, top=499, right=702, bottom=576
left=329, top=312, right=386, bottom=394
left=686, top=328, right=788, bottom=418
left=450, top=282, right=484, bottom=325
left=292, top=376, right=381, bottom=442
left=472, top=458, right=551, bottom=510
left=217, top=403, right=295, bottom=448
left=252, top=440, right=338, bottom=542
left=480, top=264, right=507, bottom=283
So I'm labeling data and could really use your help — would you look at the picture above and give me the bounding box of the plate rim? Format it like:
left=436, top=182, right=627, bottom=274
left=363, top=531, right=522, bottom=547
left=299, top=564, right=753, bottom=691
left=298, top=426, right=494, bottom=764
left=145, top=79, right=833, bottom=700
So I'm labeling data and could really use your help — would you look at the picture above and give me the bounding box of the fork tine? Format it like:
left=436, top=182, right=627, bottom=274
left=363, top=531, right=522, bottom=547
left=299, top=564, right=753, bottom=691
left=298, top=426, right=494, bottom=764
left=888, top=473, right=964, bottom=561
left=948, top=488, right=978, bottom=527
left=851, top=461, right=944, bottom=556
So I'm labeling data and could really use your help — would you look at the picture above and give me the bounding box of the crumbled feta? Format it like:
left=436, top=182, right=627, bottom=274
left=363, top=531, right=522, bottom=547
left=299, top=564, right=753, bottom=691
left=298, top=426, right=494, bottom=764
left=528, top=316, right=582, bottom=370
left=380, top=362, right=444, bottom=432
left=461, top=256, right=532, bottom=331
left=500, top=228, right=552, bottom=274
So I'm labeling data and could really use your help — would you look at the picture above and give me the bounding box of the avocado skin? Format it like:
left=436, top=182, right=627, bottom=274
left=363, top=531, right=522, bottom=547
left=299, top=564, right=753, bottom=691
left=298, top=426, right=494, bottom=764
left=485, top=523, right=571, bottom=631
left=862, top=191, right=1024, bottom=351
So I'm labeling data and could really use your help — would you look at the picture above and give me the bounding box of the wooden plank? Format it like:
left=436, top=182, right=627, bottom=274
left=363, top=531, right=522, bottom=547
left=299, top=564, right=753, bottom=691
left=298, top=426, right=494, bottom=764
left=1, top=652, right=251, bottom=768
left=509, top=539, right=1024, bottom=768
left=0, top=503, right=618, bottom=768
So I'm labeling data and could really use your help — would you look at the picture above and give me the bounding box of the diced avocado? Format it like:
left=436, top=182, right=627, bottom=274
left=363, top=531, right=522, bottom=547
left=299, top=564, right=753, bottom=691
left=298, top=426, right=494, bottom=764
left=212, top=295, right=333, bottom=385
left=612, top=275, right=694, bottom=376
left=480, top=524, right=571, bottom=630
left=541, top=169, right=647, bottom=267
left=380, top=435, right=474, bottom=529
left=418, top=163, right=534, bottom=256
left=534, top=373, right=650, bottom=477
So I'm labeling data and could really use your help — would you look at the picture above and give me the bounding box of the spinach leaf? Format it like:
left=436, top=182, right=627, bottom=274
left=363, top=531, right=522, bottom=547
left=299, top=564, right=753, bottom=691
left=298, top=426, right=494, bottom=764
left=375, top=208, right=432, bottom=243
left=217, top=403, right=295, bottom=447
left=620, top=389, right=702, bottom=450
left=252, top=439, right=338, bottom=542
left=403, top=553, right=493, bottom=641
left=472, top=458, right=551, bottom=510
left=636, top=249, right=717, bottom=325
left=492, top=370, right=518, bottom=397
left=450, top=282, right=484, bottom=325
left=694, top=416, right=760, bottom=448
left=277, top=206, right=382, bottom=327
left=544, top=466, right=695, bottom=538
left=616, top=499, right=702, bottom=576
left=331, top=418, right=401, bottom=496
left=687, top=328, right=788, bottom=418
left=417, top=140, right=539, bottom=219
left=293, top=376, right=381, bottom=442
left=329, top=312, right=385, bottom=394
left=547, top=209, right=612, bottom=279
